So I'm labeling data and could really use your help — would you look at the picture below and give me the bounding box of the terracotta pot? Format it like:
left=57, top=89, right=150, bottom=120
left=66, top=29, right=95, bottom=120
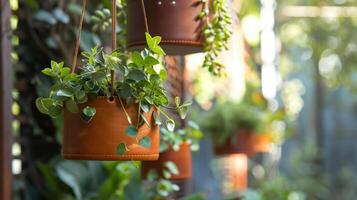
left=215, top=129, right=271, bottom=156
left=126, top=0, right=205, bottom=55
left=62, top=97, right=160, bottom=161
left=141, top=143, right=192, bottom=180
left=218, top=154, right=248, bottom=194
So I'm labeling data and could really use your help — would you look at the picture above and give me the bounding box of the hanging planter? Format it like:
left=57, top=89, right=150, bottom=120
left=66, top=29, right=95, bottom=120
left=200, top=101, right=274, bottom=156
left=141, top=143, right=192, bottom=180
left=214, top=129, right=271, bottom=156
left=127, top=0, right=204, bottom=55
left=127, top=0, right=232, bottom=75
left=62, top=98, right=160, bottom=160
left=141, top=121, right=203, bottom=180
left=35, top=0, right=191, bottom=161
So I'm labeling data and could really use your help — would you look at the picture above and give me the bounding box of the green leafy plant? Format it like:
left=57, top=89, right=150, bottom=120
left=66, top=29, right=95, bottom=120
left=200, top=101, right=263, bottom=145
left=160, top=121, right=203, bottom=152
left=198, top=0, right=232, bottom=76
left=145, top=161, right=180, bottom=199
left=36, top=33, right=191, bottom=155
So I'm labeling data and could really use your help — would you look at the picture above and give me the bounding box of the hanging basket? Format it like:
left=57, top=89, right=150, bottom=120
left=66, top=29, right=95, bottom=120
left=62, top=97, right=160, bottom=161
left=127, top=0, right=206, bottom=55
left=141, top=143, right=192, bottom=180
left=215, top=129, right=271, bottom=157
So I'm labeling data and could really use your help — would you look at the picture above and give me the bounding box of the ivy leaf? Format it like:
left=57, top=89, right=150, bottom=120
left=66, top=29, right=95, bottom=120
left=132, top=52, right=144, bottom=67
left=144, top=56, right=159, bottom=67
left=119, top=82, right=132, bottom=99
left=178, top=106, right=189, bottom=120
left=139, top=136, right=151, bottom=148
left=65, top=99, right=79, bottom=113
left=56, top=89, right=72, bottom=98
left=164, top=161, right=179, bottom=175
left=165, top=119, right=175, bottom=132
left=153, top=112, right=162, bottom=125
left=36, top=97, right=50, bottom=115
left=41, top=68, right=52, bottom=76
left=162, top=170, right=171, bottom=179
left=116, top=143, right=127, bottom=155
left=127, top=69, right=147, bottom=81
left=81, top=106, right=96, bottom=123
left=145, top=32, right=165, bottom=56
left=141, top=104, right=150, bottom=113
left=125, top=125, right=138, bottom=137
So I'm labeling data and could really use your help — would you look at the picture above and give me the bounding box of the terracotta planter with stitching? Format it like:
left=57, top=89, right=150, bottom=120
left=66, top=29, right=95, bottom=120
left=141, top=143, right=192, bottom=180
left=62, top=97, right=160, bottom=161
left=126, top=0, right=205, bottom=55
left=215, top=129, right=271, bottom=157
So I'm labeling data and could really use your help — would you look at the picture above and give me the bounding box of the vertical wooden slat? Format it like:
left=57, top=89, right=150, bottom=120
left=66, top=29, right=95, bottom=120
left=0, top=0, right=13, bottom=199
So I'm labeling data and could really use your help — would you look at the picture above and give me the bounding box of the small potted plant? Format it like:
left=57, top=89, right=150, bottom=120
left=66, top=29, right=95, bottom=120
left=36, top=33, right=190, bottom=161
left=201, top=101, right=272, bottom=156
left=141, top=120, right=203, bottom=180
left=126, top=0, right=232, bottom=75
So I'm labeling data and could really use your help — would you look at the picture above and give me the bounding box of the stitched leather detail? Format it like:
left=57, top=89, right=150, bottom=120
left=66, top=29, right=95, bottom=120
left=127, top=39, right=203, bottom=47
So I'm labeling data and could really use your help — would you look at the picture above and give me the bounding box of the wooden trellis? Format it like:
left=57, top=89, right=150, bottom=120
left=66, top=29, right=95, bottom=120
left=0, top=0, right=13, bottom=199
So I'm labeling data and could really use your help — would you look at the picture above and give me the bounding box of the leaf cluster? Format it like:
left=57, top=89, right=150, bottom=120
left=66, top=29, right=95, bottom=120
left=160, top=121, right=203, bottom=152
left=197, top=0, right=232, bottom=76
left=201, top=101, right=263, bottom=144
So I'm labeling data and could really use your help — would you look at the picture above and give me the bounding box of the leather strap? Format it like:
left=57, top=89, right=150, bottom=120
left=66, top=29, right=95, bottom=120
left=71, top=0, right=87, bottom=73
left=139, top=0, right=149, bottom=33
left=71, top=0, right=117, bottom=97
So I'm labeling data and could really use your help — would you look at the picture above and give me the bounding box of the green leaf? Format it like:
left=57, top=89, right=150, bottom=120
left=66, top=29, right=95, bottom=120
left=65, top=99, right=79, bottom=113
left=153, top=112, right=162, bottom=125
left=153, top=36, right=162, bottom=45
left=178, top=106, right=189, bottom=120
left=132, top=52, right=144, bottom=67
left=175, top=97, right=181, bottom=107
left=81, top=106, right=96, bottom=123
left=125, top=125, right=138, bottom=137
left=141, top=104, right=150, bottom=113
left=116, top=143, right=127, bottom=155
left=164, top=161, right=179, bottom=175
left=33, top=10, right=57, bottom=25
left=144, top=56, right=159, bottom=67
left=41, top=68, right=52, bottom=76
left=75, top=90, right=87, bottom=103
left=139, top=136, right=151, bottom=148
left=159, top=69, right=167, bottom=80
left=56, top=89, right=72, bottom=98
left=119, top=82, right=132, bottom=99
left=36, top=97, right=49, bottom=115
left=162, top=170, right=171, bottom=179
left=165, top=119, right=175, bottom=132
left=60, top=67, right=71, bottom=77
left=127, top=69, right=147, bottom=81
left=145, top=32, right=154, bottom=48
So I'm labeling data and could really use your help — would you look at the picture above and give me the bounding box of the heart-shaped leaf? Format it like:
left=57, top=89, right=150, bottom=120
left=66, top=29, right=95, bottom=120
left=127, top=69, right=147, bottom=81
left=125, top=125, right=138, bottom=137
left=165, top=119, right=175, bottom=132
left=139, top=136, right=151, bottom=148
left=65, top=99, right=79, bottom=113
left=164, top=161, right=179, bottom=175
left=116, top=143, right=127, bottom=155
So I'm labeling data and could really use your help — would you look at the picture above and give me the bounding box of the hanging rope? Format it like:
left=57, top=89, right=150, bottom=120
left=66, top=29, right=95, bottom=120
left=71, top=0, right=87, bottom=73
left=111, top=0, right=117, bottom=97
left=139, top=0, right=150, bottom=33
left=71, top=0, right=117, bottom=98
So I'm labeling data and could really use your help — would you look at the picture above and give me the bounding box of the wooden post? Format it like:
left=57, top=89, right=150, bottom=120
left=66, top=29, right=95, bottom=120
left=0, top=0, right=13, bottom=199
